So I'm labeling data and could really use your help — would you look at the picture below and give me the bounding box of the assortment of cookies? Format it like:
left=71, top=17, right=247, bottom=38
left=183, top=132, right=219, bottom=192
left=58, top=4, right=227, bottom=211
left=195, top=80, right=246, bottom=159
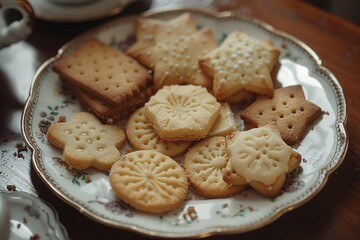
left=47, top=12, right=323, bottom=214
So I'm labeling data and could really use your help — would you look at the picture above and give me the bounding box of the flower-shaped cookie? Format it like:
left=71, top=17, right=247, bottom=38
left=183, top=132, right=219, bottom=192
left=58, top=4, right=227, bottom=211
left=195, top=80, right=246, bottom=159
left=47, top=112, right=125, bottom=171
left=144, top=84, right=221, bottom=141
left=227, top=125, right=301, bottom=197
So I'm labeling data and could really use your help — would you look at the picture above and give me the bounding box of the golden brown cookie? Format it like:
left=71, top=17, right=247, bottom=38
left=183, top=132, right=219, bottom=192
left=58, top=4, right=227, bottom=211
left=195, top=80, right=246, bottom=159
left=136, top=28, right=217, bottom=89
left=199, top=30, right=280, bottom=100
left=240, top=85, right=322, bottom=145
left=53, top=39, right=151, bottom=105
left=144, top=84, right=221, bottom=141
left=47, top=112, right=126, bottom=171
left=126, top=13, right=197, bottom=57
left=109, top=150, right=188, bottom=213
left=125, top=107, right=191, bottom=157
left=184, top=136, right=246, bottom=197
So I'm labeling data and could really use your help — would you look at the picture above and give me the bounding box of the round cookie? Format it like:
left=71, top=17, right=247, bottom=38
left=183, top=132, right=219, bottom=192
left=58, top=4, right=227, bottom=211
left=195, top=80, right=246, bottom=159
left=126, top=107, right=191, bottom=157
left=109, top=150, right=188, bottom=213
left=144, top=84, right=221, bottom=141
left=184, top=136, right=246, bottom=198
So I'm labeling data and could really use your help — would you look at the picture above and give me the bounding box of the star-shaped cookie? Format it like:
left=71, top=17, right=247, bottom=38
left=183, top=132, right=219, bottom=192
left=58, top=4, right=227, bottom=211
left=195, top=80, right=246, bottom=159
left=240, top=85, right=322, bottom=145
left=136, top=28, right=217, bottom=89
left=199, top=30, right=280, bottom=100
left=47, top=112, right=126, bottom=171
left=126, top=12, right=197, bottom=57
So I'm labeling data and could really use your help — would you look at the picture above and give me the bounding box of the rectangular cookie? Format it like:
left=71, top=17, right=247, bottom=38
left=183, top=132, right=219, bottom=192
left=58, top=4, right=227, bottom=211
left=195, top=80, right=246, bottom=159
left=53, top=38, right=152, bottom=105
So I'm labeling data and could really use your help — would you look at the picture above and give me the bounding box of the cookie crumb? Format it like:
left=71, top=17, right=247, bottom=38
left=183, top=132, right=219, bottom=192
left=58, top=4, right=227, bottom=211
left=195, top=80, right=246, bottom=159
left=85, top=175, right=92, bottom=183
left=57, top=115, right=66, bottom=122
left=23, top=217, right=27, bottom=224
left=7, top=185, right=16, bottom=191
left=17, top=223, right=21, bottom=229
left=30, top=233, right=40, bottom=240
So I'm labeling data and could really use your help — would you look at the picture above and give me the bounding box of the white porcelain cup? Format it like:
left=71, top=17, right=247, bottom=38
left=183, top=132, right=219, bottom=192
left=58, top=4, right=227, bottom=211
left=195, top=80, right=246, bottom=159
left=0, top=0, right=34, bottom=49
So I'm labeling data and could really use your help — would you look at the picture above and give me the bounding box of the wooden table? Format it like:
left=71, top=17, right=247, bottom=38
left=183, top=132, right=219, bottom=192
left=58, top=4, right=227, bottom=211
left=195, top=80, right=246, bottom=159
left=1, top=0, right=359, bottom=239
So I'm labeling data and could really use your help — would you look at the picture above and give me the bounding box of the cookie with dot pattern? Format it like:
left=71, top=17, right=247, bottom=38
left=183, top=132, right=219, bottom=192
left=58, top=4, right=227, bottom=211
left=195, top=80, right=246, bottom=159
left=53, top=38, right=151, bottom=106
left=240, top=85, right=322, bottom=145
left=199, top=30, right=280, bottom=100
left=47, top=112, right=126, bottom=171
left=136, top=28, right=217, bottom=90
left=126, top=12, right=197, bottom=58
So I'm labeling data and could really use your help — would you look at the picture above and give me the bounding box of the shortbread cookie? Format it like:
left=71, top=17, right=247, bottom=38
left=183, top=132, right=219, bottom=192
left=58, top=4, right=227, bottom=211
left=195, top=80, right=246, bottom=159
left=126, top=107, right=191, bottom=157
left=223, top=154, right=248, bottom=186
left=126, top=13, right=196, bottom=57
left=137, top=28, right=217, bottom=89
left=145, top=84, right=221, bottom=141
left=223, top=90, right=256, bottom=105
left=47, top=112, right=126, bottom=171
left=241, top=85, right=322, bottom=145
left=109, top=150, right=188, bottom=213
left=227, top=125, right=301, bottom=197
left=208, top=103, right=237, bottom=137
left=199, top=30, right=280, bottom=100
left=184, top=136, right=246, bottom=197
left=67, top=81, right=154, bottom=123
left=53, top=39, right=151, bottom=105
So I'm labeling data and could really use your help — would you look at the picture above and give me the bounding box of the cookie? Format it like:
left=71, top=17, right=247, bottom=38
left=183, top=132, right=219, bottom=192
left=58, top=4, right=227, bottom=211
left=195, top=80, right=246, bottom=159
left=126, top=12, right=197, bottom=57
left=184, top=136, right=246, bottom=197
left=136, top=28, right=217, bottom=90
left=227, top=125, right=301, bottom=197
left=145, top=84, right=221, bottom=141
left=126, top=107, right=191, bottom=157
left=208, top=102, right=237, bottom=137
left=47, top=112, right=126, bottom=171
left=109, top=150, right=188, bottom=213
left=240, top=85, right=322, bottom=145
left=67, top=80, right=154, bottom=123
left=223, top=90, right=256, bottom=105
left=53, top=38, right=151, bottom=105
left=199, top=30, right=280, bottom=100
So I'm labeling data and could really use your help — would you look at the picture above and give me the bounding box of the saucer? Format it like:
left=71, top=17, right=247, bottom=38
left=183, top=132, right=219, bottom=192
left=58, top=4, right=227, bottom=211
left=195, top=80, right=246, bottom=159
left=0, top=191, right=68, bottom=240
left=28, top=0, right=136, bottom=22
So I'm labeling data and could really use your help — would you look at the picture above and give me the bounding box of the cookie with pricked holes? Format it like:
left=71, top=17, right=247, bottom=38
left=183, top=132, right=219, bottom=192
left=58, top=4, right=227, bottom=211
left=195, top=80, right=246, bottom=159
left=47, top=112, right=126, bottom=171
left=199, top=30, right=280, bottom=100
left=240, top=85, right=322, bottom=145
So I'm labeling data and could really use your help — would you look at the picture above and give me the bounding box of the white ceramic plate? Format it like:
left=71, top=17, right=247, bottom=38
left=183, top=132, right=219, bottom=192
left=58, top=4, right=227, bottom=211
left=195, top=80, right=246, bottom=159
left=22, top=8, right=348, bottom=238
left=0, top=191, right=68, bottom=240
left=28, top=0, right=136, bottom=22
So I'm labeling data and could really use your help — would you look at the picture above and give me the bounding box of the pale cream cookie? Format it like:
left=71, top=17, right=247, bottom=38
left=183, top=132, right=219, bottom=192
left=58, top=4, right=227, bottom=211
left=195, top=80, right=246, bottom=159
left=125, top=107, right=191, bottom=157
left=227, top=125, right=301, bottom=197
left=199, top=30, right=280, bottom=100
left=144, top=84, right=221, bottom=141
left=47, top=112, right=126, bottom=171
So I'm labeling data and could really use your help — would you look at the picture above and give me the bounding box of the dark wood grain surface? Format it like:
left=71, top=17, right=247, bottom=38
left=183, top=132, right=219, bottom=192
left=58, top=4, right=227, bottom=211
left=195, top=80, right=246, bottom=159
left=1, top=0, right=359, bottom=239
